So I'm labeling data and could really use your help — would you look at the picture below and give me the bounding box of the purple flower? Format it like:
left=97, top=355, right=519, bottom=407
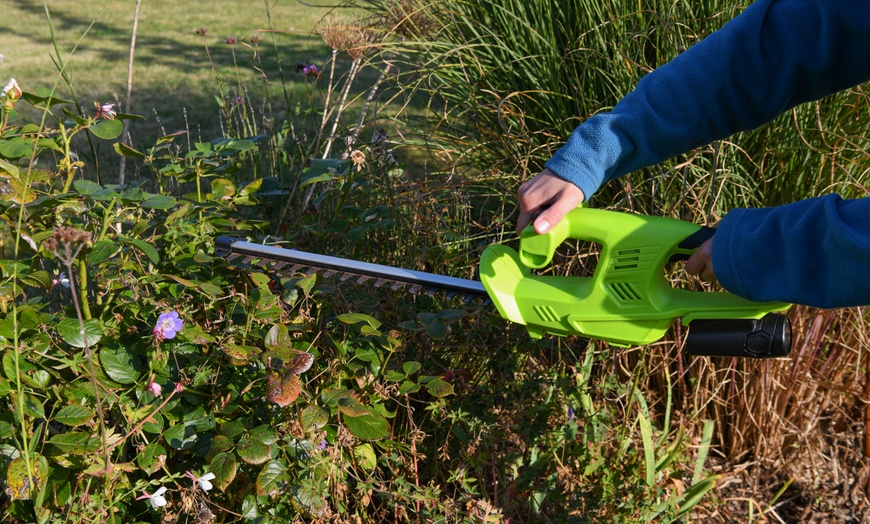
left=567, top=407, right=574, bottom=420
left=153, top=311, right=183, bottom=341
left=303, top=65, right=320, bottom=78
left=317, top=439, right=328, bottom=450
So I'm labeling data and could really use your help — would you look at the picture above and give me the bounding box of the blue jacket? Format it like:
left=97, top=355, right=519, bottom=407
left=545, top=0, right=870, bottom=308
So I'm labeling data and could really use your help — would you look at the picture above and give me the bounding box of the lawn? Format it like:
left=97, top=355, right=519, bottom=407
left=1, top=0, right=357, bottom=178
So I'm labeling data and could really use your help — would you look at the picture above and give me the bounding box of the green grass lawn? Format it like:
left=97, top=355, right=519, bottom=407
left=1, top=0, right=362, bottom=180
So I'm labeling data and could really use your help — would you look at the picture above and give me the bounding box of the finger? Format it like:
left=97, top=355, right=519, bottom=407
left=532, top=191, right=583, bottom=234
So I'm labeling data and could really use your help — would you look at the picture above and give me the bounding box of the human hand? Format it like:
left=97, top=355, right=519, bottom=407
left=516, top=168, right=585, bottom=235
left=685, top=236, right=715, bottom=282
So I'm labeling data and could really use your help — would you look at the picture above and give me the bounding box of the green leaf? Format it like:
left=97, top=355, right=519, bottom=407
left=99, top=344, right=141, bottom=384
left=300, top=406, right=329, bottom=431
left=137, top=442, right=166, bottom=475
left=676, top=476, right=719, bottom=517
left=19, top=270, right=52, bottom=290
left=73, top=180, right=103, bottom=195
left=403, top=361, right=421, bottom=375
left=343, top=413, right=390, bottom=441
left=140, top=195, right=177, bottom=209
left=255, top=460, right=286, bottom=496
left=248, top=425, right=279, bottom=446
left=53, top=405, right=94, bottom=426
left=0, top=138, right=34, bottom=159
left=354, top=443, right=377, bottom=471
left=87, top=241, right=120, bottom=264
left=425, top=378, right=454, bottom=398
left=437, top=309, right=467, bottom=321
left=164, top=422, right=198, bottom=450
left=337, top=396, right=369, bottom=417
left=425, top=320, right=448, bottom=340
left=211, top=178, right=236, bottom=198
left=46, top=432, right=100, bottom=454
left=56, top=319, right=102, bottom=349
left=336, top=313, right=382, bottom=329
left=21, top=393, right=45, bottom=419
left=126, top=238, right=159, bottom=264
left=236, top=435, right=271, bottom=465
left=399, top=380, right=421, bottom=394
left=210, top=452, right=237, bottom=491
left=89, top=119, right=123, bottom=140
left=638, top=414, right=655, bottom=488
left=113, top=142, right=146, bottom=158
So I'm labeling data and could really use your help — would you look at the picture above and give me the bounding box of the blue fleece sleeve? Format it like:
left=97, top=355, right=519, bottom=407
left=545, top=0, right=870, bottom=199
left=712, top=195, right=870, bottom=308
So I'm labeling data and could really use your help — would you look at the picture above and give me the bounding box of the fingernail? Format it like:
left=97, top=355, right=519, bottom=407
left=535, top=220, right=550, bottom=234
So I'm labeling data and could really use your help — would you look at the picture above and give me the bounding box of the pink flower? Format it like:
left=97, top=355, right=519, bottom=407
left=153, top=311, right=183, bottom=341
left=95, top=102, right=116, bottom=120
left=147, top=380, right=162, bottom=397
left=224, top=36, right=237, bottom=45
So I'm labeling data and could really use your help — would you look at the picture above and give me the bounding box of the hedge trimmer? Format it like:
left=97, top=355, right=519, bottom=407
left=216, top=207, right=792, bottom=358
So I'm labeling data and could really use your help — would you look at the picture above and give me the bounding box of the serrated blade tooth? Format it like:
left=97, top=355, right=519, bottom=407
left=339, top=272, right=354, bottom=282
left=323, top=270, right=337, bottom=278
left=391, top=281, right=403, bottom=291
left=425, top=288, right=437, bottom=297
left=374, top=278, right=387, bottom=287
left=290, top=264, right=305, bottom=273
left=409, top=285, right=421, bottom=294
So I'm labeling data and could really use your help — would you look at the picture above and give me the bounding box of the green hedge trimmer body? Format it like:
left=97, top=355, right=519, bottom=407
left=217, top=207, right=792, bottom=358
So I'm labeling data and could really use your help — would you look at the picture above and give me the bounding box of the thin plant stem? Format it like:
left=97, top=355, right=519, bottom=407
left=119, top=0, right=143, bottom=185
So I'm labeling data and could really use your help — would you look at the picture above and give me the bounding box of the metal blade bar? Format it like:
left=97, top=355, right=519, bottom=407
left=215, top=236, right=490, bottom=299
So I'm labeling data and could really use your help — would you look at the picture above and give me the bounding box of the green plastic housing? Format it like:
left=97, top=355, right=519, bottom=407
left=479, top=207, right=790, bottom=346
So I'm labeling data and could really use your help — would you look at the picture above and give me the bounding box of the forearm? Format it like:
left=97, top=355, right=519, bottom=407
left=713, top=195, right=870, bottom=308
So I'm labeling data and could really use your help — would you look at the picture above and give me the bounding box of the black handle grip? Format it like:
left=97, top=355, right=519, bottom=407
left=668, top=226, right=716, bottom=263
left=685, top=313, right=792, bottom=358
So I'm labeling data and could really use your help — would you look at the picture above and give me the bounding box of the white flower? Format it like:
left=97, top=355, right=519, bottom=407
left=137, top=486, right=168, bottom=509
left=197, top=473, right=215, bottom=492
left=3, top=78, right=21, bottom=99
left=186, top=471, right=216, bottom=492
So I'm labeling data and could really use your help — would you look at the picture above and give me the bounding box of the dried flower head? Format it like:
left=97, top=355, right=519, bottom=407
left=224, top=36, right=237, bottom=45
left=380, top=0, right=438, bottom=38
left=316, top=16, right=375, bottom=61
left=350, top=150, right=366, bottom=167
left=250, top=34, right=260, bottom=45
left=196, top=27, right=207, bottom=37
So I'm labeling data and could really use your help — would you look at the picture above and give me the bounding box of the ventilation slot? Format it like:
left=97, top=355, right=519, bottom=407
left=533, top=305, right=561, bottom=323
left=608, top=282, right=643, bottom=302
